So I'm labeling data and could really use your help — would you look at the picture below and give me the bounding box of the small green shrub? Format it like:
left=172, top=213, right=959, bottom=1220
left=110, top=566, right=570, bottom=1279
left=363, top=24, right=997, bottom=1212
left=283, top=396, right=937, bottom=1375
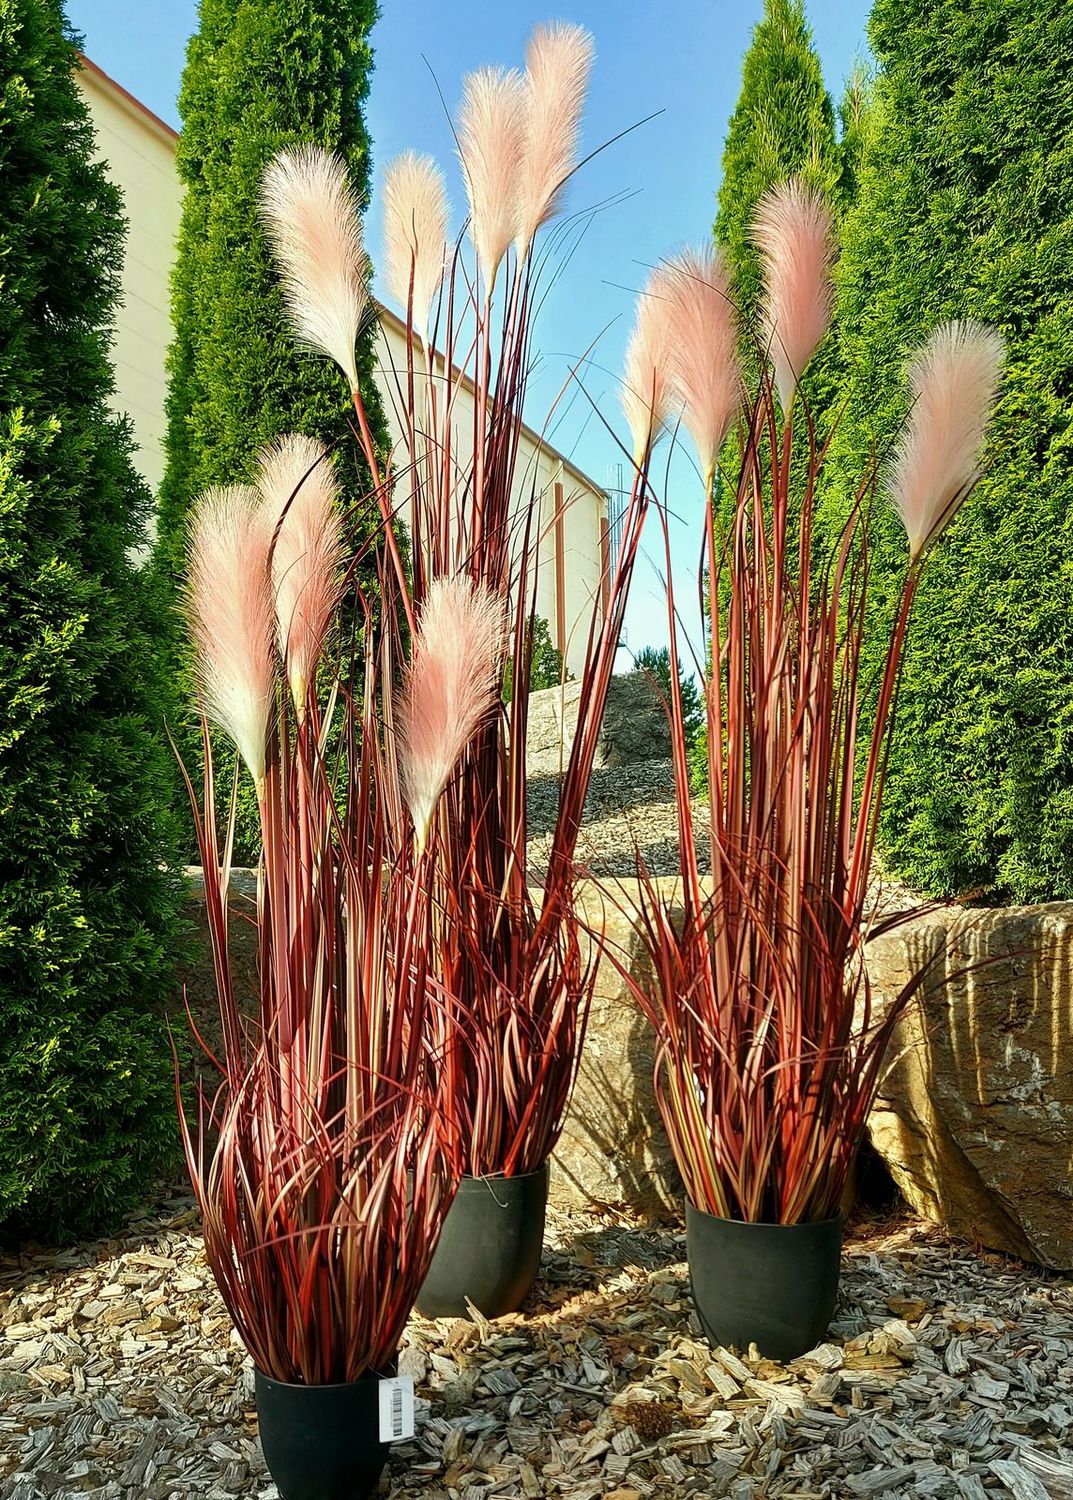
left=503, top=615, right=568, bottom=701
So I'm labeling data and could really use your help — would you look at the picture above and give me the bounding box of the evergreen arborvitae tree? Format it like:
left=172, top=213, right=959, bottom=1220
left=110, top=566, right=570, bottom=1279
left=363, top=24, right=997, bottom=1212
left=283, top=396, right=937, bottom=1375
left=714, top=0, right=843, bottom=317
left=0, top=0, right=181, bottom=1236
left=153, top=0, right=391, bottom=855
left=710, top=0, right=849, bottom=482
left=834, top=0, right=1073, bottom=901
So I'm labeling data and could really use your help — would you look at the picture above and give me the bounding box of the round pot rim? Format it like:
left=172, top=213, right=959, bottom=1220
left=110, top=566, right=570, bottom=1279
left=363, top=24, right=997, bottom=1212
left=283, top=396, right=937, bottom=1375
left=254, top=1365, right=391, bottom=1393
left=686, top=1202, right=844, bottom=1232
left=458, top=1163, right=550, bottom=1187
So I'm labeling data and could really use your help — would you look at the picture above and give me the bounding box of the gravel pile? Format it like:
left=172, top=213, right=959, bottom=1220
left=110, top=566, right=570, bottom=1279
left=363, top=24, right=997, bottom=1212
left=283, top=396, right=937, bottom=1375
left=526, top=762, right=710, bottom=880
left=4, top=1190, right=1073, bottom=1499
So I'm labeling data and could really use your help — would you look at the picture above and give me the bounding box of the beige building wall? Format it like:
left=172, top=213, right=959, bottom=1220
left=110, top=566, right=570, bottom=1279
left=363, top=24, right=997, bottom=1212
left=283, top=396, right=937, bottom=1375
left=76, top=57, right=609, bottom=672
left=78, top=58, right=183, bottom=499
left=376, top=313, right=609, bottom=676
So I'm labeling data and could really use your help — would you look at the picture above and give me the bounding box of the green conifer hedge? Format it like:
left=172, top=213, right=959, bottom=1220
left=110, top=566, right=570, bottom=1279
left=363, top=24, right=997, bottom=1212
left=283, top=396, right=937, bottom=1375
left=154, top=0, right=391, bottom=859
left=0, top=0, right=181, bottom=1237
left=833, top=0, right=1073, bottom=901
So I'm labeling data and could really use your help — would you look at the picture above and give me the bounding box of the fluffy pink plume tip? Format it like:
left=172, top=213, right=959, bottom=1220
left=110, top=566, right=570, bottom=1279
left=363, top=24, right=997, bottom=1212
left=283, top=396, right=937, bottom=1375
left=662, top=247, right=741, bottom=483
left=751, top=178, right=836, bottom=409
left=185, top=486, right=276, bottom=783
left=622, top=266, right=676, bottom=464
left=256, top=434, right=344, bottom=704
left=457, top=66, right=526, bottom=289
left=888, top=320, right=1005, bottom=559
left=515, top=21, right=594, bottom=259
left=398, top=577, right=505, bottom=847
left=261, top=146, right=369, bottom=389
left=383, top=150, right=449, bottom=342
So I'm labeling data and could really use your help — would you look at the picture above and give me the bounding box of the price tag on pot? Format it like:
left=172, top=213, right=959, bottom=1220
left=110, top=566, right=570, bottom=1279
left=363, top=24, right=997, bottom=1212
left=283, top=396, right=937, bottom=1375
left=378, top=1375, right=415, bottom=1442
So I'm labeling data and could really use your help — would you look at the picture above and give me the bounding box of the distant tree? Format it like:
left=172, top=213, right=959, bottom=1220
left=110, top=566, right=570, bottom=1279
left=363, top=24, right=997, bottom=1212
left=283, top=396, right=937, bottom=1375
left=634, top=646, right=704, bottom=748
left=153, top=0, right=391, bottom=857
left=0, top=0, right=181, bottom=1236
left=832, top=0, right=1073, bottom=901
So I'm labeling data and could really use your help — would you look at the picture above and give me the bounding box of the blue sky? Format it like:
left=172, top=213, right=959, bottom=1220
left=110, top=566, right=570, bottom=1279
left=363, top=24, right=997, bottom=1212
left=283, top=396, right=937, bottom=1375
left=68, top=0, right=872, bottom=659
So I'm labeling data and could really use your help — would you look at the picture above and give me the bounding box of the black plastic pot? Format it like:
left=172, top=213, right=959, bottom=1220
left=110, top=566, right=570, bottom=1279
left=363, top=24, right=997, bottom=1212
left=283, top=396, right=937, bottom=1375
left=416, top=1165, right=549, bottom=1320
left=686, top=1204, right=844, bottom=1362
left=254, top=1367, right=391, bottom=1500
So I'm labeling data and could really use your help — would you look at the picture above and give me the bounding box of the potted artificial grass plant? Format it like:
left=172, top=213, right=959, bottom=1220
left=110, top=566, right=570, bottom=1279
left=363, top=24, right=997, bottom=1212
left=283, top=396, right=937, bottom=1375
left=611, top=180, right=1004, bottom=1360
left=259, top=24, right=658, bottom=1322
left=177, top=409, right=505, bottom=1490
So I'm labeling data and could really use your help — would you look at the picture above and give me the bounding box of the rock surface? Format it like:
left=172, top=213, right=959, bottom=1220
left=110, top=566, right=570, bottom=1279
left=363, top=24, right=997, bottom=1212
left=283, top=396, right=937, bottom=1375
left=555, top=888, right=1073, bottom=1266
left=551, top=883, right=682, bottom=1216
left=866, top=902, right=1073, bottom=1270
left=525, top=674, right=671, bottom=778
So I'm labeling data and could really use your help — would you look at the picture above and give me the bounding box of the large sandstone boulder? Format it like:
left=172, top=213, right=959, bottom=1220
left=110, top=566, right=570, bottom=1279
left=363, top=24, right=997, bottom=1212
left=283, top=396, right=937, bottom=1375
left=525, top=672, right=671, bottom=778
left=550, top=881, right=681, bottom=1215
left=555, top=892, right=1073, bottom=1260
left=866, top=902, right=1073, bottom=1268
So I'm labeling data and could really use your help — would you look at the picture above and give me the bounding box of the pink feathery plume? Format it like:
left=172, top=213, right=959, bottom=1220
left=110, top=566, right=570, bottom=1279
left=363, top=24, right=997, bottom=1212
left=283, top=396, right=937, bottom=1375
left=514, top=21, right=594, bottom=261
left=398, top=577, right=506, bottom=850
left=457, top=66, right=526, bottom=290
left=255, top=434, right=344, bottom=707
left=751, top=178, right=836, bottom=410
left=260, top=147, right=369, bottom=391
left=185, top=486, right=276, bottom=785
left=621, top=265, right=676, bottom=466
left=383, top=150, right=449, bottom=345
left=663, top=246, right=742, bottom=487
left=887, top=320, right=1006, bottom=560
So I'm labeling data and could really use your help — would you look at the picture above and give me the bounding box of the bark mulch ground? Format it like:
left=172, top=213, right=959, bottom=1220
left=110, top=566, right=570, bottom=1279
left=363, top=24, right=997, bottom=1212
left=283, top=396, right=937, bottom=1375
left=4, top=1189, right=1073, bottom=1499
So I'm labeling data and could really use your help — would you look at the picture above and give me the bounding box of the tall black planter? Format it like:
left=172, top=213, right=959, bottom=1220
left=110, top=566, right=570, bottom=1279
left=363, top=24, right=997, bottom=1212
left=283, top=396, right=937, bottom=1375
left=416, top=1165, right=549, bottom=1320
left=255, top=1368, right=391, bottom=1500
left=686, top=1205, right=843, bottom=1362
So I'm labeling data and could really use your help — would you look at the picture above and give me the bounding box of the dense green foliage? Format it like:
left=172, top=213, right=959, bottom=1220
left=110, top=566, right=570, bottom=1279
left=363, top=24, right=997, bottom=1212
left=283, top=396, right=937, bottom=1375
left=832, top=0, right=1073, bottom=901
left=0, top=0, right=181, bottom=1237
left=154, top=0, right=390, bottom=858
left=835, top=65, right=871, bottom=209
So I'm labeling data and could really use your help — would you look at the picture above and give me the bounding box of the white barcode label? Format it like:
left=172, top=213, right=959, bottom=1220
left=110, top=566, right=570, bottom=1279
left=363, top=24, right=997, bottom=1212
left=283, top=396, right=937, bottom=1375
left=378, top=1375, right=415, bottom=1442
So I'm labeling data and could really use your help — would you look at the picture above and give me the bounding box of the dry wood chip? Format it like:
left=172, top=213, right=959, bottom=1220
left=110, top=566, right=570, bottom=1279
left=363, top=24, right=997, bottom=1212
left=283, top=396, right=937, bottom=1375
left=955, top=1477, right=991, bottom=1500
left=988, top=1457, right=1054, bottom=1500
left=745, top=1378, right=807, bottom=1411
left=713, top=1347, right=753, bottom=1382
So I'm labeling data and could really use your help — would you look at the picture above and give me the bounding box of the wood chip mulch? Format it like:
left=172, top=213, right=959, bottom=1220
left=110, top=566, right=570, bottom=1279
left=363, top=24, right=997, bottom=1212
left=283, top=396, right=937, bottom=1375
left=4, top=1190, right=1073, bottom=1498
